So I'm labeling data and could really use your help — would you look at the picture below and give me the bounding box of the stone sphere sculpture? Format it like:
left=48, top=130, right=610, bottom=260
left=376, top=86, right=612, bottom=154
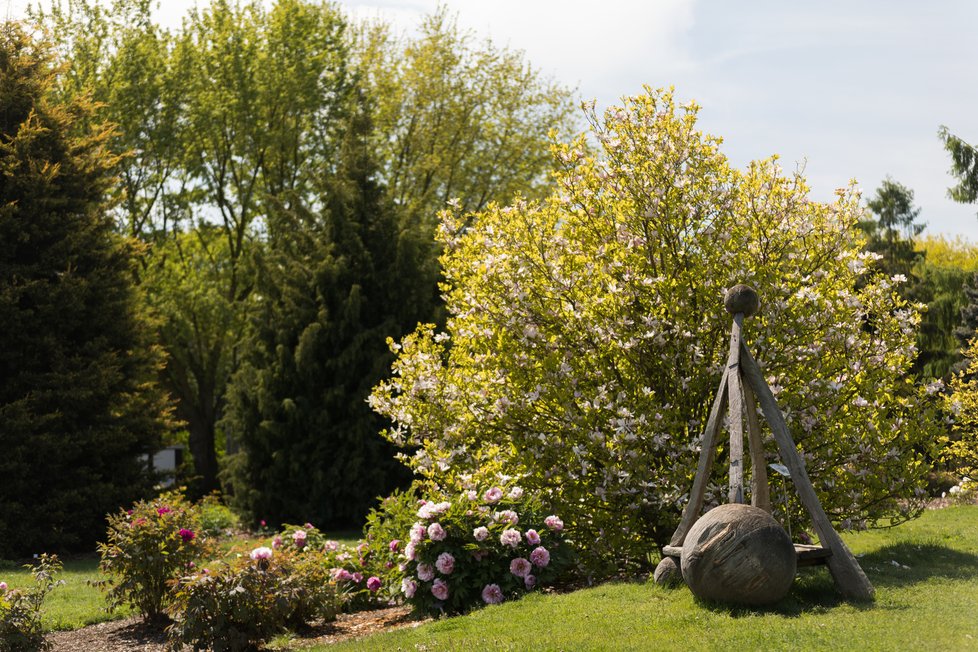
left=680, top=503, right=796, bottom=606
left=723, top=284, right=759, bottom=317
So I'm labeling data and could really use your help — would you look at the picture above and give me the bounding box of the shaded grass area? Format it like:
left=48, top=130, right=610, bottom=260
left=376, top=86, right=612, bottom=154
left=322, top=506, right=978, bottom=651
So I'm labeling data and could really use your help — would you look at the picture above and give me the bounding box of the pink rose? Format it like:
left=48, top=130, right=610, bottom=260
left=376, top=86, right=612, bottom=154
left=481, top=583, right=503, bottom=604
left=271, top=535, right=283, bottom=549
left=436, top=552, right=455, bottom=575
left=509, top=557, right=532, bottom=577
left=544, top=515, right=564, bottom=531
left=483, top=487, right=503, bottom=503
left=352, top=572, right=363, bottom=583
left=417, top=563, right=435, bottom=581
left=530, top=546, right=551, bottom=568
left=366, top=576, right=382, bottom=592
left=428, top=522, right=447, bottom=541
left=250, top=547, right=273, bottom=560
left=324, top=540, right=340, bottom=552
left=292, top=530, right=307, bottom=548
left=525, top=529, right=541, bottom=545
left=431, top=578, right=449, bottom=601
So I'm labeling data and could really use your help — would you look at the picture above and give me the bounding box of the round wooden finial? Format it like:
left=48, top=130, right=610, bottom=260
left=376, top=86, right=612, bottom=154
left=724, top=284, right=759, bottom=317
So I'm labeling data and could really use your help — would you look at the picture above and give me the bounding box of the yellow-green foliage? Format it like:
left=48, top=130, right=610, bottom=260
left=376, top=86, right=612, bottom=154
left=945, top=338, right=978, bottom=476
left=371, top=88, right=942, bottom=572
left=916, top=235, right=978, bottom=272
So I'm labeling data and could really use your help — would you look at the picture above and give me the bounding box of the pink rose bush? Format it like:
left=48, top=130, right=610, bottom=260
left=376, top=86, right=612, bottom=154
left=395, top=482, right=572, bottom=615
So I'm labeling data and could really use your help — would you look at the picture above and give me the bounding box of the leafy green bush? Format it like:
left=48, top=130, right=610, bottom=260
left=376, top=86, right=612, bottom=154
left=361, top=485, right=427, bottom=601
left=94, top=491, right=209, bottom=621
left=371, top=87, right=943, bottom=574
left=396, top=481, right=572, bottom=616
left=0, top=554, right=63, bottom=652
left=166, top=547, right=338, bottom=651
left=198, top=492, right=241, bottom=537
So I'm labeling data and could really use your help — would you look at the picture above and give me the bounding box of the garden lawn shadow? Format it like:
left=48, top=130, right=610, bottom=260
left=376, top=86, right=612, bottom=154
left=857, top=542, right=978, bottom=587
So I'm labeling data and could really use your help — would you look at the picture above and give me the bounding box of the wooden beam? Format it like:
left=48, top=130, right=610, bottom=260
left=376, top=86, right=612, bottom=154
left=742, top=379, right=771, bottom=513
left=727, top=314, right=745, bottom=504
left=669, top=369, right=729, bottom=547
left=739, top=342, right=874, bottom=601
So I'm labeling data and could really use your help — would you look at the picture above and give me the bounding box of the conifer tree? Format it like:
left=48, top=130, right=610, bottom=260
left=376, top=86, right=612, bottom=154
left=0, top=23, right=173, bottom=556
left=222, top=94, right=427, bottom=527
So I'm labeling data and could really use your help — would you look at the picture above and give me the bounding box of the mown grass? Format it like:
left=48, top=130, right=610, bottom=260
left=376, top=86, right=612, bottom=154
left=321, top=505, right=978, bottom=651
left=0, top=530, right=362, bottom=632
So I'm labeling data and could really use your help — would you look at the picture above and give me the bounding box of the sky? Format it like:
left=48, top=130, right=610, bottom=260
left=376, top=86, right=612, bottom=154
left=5, top=0, right=977, bottom=238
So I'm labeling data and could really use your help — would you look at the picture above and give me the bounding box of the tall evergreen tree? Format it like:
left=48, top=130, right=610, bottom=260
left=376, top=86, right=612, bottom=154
left=953, top=272, right=978, bottom=375
left=0, top=23, right=173, bottom=557
left=939, top=126, right=978, bottom=211
left=222, top=94, right=428, bottom=527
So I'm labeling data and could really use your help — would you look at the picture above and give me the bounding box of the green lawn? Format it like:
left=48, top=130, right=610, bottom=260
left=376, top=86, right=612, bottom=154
left=320, top=505, right=978, bottom=651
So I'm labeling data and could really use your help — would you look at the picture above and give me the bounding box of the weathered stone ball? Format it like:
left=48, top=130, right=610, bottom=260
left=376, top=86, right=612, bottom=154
left=680, top=504, right=796, bottom=606
left=653, top=556, right=682, bottom=587
left=724, top=284, right=760, bottom=317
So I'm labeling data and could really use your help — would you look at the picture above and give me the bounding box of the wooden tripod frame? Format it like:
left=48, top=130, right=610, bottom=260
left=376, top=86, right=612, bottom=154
left=666, top=286, right=874, bottom=601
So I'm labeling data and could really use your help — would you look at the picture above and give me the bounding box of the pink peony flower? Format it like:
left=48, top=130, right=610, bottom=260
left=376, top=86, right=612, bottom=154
left=510, top=557, right=532, bottom=577
left=465, top=490, right=478, bottom=501
left=157, top=506, right=172, bottom=516
left=417, top=501, right=451, bottom=519
left=178, top=528, right=195, bottom=543
left=404, top=541, right=417, bottom=561
left=292, top=530, right=307, bottom=548
left=352, top=572, right=363, bottom=583
left=417, top=563, right=435, bottom=581
left=495, top=510, right=519, bottom=525
left=508, top=487, right=524, bottom=500
left=409, top=523, right=427, bottom=543
left=0, top=582, right=6, bottom=591
left=500, top=528, right=521, bottom=548
left=331, top=568, right=353, bottom=582
left=389, top=539, right=401, bottom=552
left=304, top=522, right=313, bottom=529
left=260, top=520, right=266, bottom=528
left=401, top=577, right=418, bottom=598
left=524, top=574, right=537, bottom=589
left=250, top=546, right=273, bottom=560
left=436, top=552, right=455, bottom=575
left=530, top=546, right=551, bottom=568
left=525, top=529, right=541, bottom=545
left=431, top=578, right=449, bottom=601
left=323, top=540, right=340, bottom=552
left=473, top=526, right=489, bottom=541
left=271, top=535, right=283, bottom=549
left=483, top=487, right=503, bottom=503
left=544, top=515, right=564, bottom=531
left=481, top=583, right=503, bottom=604
left=428, top=522, right=447, bottom=541
left=366, top=576, right=382, bottom=592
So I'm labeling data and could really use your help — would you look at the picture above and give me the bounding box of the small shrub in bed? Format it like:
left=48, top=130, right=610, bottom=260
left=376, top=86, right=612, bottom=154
left=0, top=554, right=63, bottom=652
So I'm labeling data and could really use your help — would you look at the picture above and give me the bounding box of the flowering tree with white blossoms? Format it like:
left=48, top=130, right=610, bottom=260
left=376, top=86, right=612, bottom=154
left=370, top=87, right=942, bottom=572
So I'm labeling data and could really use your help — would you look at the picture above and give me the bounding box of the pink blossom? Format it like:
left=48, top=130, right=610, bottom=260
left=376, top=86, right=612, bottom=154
left=304, top=522, right=313, bottom=529
left=483, top=487, right=503, bottom=503
left=473, top=526, right=489, bottom=541
left=431, top=578, right=449, bottom=601
left=260, top=519, right=266, bottom=527
left=544, top=515, right=564, bottom=531
left=481, top=583, right=503, bottom=604
left=417, top=563, right=435, bottom=581
left=500, top=528, right=521, bottom=548
left=178, top=528, right=195, bottom=543
left=495, top=510, right=519, bottom=525
left=292, top=530, right=307, bottom=548
left=389, top=539, right=401, bottom=552
left=331, top=568, right=353, bottom=582
left=417, top=501, right=451, bottom=519
left=352, top=572, right=363, bottom=583
left=508, top=487, right=524, bottom=500
left=404, top=541, right=417, bottom=561
left=0, top=582, right=6, bottom=591
left=436, top=552, right=455, bottom=575
left=271, top=535, right=283, bottom=549
left=366, top=576, right=382, bottom=592
left=525, top=529, right=541, bottom=545
left=530, top=546, right=551, bottom=568
left=428, top=522, right=447, bottom=541
left=409, top=523, right=427, bottom=543
left=250, top=546, right=273, bottom=560
left=524, top=574, right=537, bottom=589
left=323, top=540, right=340, bottom=552
left=465, top=490, right=478, bottom=501
left=401, top=577, right=418, bottom=598
left=157, top=506, right=172, bottom=516
left=510, top=557, right=532, bottom=577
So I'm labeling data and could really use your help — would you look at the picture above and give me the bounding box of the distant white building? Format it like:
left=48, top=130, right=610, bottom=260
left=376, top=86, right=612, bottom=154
left=147, top=445, right=184, bottom=487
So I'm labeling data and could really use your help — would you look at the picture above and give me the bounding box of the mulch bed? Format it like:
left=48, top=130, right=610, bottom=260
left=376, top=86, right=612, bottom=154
left=47, top=605, right=425, bottom=651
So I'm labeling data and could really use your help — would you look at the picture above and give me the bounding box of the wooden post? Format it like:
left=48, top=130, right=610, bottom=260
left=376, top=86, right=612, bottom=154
left=742, top=379, right=771, bottom=512
left=739, top=342, right=874, bottom=601
left=727, top=313, right=745, bottom=504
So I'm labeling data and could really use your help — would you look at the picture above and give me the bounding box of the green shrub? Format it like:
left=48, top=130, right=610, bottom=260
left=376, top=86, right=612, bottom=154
left=94, top=491, right=209, bottom=621
left=0, top=554, right=63, bottom=652
left=361, top=485, right=427, bottom=602
left=166, top=547, right=339, bottom=651
left=370, top=87, right=943, bottom=574
left=397, top=481, right=573, bottom=616
left=198, top=492, right=241, bottom=537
